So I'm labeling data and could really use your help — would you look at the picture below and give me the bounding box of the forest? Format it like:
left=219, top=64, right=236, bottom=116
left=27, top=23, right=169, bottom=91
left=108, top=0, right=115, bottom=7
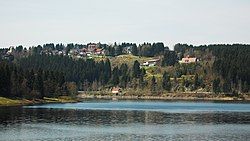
left=0, top=61, right=76, bottom=99
left=0, top=43, right=249, bottom=100
left=174, top=44, right=250, bottom=94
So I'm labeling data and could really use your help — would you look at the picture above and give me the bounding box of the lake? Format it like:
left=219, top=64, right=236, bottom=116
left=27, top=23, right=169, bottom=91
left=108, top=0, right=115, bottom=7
left=0, top=100, right=250, bottom=141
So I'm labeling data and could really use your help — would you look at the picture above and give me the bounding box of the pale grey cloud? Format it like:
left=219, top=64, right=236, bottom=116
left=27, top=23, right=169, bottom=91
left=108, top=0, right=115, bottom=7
left=0, top=0, right=250, bottom=49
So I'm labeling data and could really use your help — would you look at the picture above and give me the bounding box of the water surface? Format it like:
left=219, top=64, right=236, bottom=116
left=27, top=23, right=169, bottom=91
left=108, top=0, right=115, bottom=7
left=0, top=101, right=249, bottom=141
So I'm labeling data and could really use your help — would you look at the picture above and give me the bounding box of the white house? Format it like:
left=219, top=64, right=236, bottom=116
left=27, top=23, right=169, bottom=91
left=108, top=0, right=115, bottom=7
left=142, top=59, right=160, bottom=67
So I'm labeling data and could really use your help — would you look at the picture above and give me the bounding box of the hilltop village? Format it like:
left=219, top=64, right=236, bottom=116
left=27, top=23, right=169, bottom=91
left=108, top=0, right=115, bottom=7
left=2, top=42, right=199, bottom=67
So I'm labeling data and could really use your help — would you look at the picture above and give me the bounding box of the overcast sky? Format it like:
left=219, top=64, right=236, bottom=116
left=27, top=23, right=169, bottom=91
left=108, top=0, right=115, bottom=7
left=0, top=0, right=250, bottom=49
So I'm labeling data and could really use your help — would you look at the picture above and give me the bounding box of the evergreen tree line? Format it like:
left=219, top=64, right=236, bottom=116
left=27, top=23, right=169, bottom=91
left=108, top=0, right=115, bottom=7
left=0, top=61, right=75, bottom=99
left=17, top=54, right=112, bottom=86
left=16, top=54, right=173, bottom=93
left=104, top=42, right=167, bottom=57
left=134, top=42, right=167, bottom=57
left=212, top=45, right=250, bottom=93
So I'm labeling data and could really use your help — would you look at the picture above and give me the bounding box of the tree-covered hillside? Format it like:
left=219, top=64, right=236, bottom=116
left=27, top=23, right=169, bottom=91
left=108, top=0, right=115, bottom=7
left=0, top=43, right=249, bottom=100
left=174, top=44, right=250, bottom=93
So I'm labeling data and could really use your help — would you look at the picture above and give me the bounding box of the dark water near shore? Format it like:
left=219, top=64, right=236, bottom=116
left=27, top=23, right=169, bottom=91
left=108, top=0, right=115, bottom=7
left=0, top=101, right=250, bottom=141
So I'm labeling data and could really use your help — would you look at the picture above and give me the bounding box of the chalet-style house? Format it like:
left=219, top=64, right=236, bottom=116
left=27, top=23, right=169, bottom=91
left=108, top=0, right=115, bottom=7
left=179, top=56, right=198, bottom=64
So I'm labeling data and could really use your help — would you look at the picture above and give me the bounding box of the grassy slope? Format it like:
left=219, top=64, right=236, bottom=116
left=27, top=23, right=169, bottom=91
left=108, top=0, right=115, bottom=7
left=0, top=96, right=78, bottom=106
left=110, top=54, right=154, bottom=68
left=0, top=97, right=30, bottom=106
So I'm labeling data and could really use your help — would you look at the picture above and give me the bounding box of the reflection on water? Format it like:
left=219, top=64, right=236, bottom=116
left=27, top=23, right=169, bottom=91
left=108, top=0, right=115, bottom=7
left=0, top=101, right=250, bottom=141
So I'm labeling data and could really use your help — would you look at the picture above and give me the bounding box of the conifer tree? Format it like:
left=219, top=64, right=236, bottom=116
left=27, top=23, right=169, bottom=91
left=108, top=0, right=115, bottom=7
left=162, top=71, right=171, bottom=91
left=132, top=60, right=141, bottom=78
left=151, top=76, right=157, bottom=92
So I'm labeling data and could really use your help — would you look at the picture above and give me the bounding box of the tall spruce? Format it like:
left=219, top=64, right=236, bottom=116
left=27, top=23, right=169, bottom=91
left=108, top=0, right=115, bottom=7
left=132, top=60, right=141, bottom=78
left=131, top=44, right=138, bottom=56
left=151, top=76, right=157, bottom=92
left=213, top=78, right=221, bottom=94
left=162, top=71, right=171, bottom=91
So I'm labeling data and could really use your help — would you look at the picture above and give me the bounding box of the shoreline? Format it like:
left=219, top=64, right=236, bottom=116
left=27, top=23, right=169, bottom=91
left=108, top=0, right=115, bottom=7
left=1, top=93, right=249, bottom=107
left=0, top=96, right=79, bottom=107
left=78, top=94, right=250, bottom=102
